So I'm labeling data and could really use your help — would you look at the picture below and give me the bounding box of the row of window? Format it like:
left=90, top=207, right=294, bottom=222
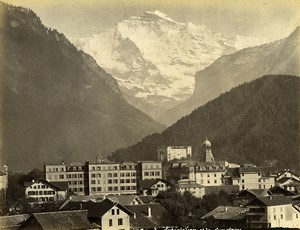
left=67, top=174, right=83, bottom=179
left=91, top=186, right=136, bottom=192
left=91, top=165, right=134, bottom=171
left=71, top=187, right=84, bottom=192
left=30, top=184, right=50, bottom=189
left=91, top=172, right=136, bottom=178
left=200, top=179, right=219, bottom=184
left=27, top=190, right=55, bottom=195
left=109, top=218, right=123, bottom=227
left=144, top=172, right=160, bottom=176
left=68, top=181, right=84, bottom=185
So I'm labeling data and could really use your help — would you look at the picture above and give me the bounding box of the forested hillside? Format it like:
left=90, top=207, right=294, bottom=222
left=109, top=75, right=300, bottom=170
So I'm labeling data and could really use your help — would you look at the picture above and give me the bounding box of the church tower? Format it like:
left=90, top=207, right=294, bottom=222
left=203, top=138, right=215, bottom=162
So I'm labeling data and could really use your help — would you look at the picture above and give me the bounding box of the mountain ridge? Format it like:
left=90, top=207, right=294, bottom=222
left=159, top=26, right=300, bottom=125
left=0, top=2, right=164, bottom=170
left=109, top=75, right=300, bottom=171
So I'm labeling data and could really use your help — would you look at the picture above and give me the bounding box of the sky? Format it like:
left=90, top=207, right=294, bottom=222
left=2, top=0, right=300, bottom=41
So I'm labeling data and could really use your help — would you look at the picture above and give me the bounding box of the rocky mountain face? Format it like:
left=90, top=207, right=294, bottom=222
left=159, top=26, right=300, bottom=125
left=71, top=11, right=236, bottom=119
left=109, top=75, right=300, bottom=171
left=0, top=3, right=163, bottom=170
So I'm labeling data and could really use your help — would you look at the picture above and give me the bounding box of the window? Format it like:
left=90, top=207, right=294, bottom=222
left=207, top=174, right=210, bottom=178
left=108, top=179, right=112, bottom=184
left=214, top=174, right=216, bottom=177
left=155, top=172, right=160, bottom=176
left=112, top=209, right=115, bottom=215
left=91, top=174, right=96, bottom=178
left=67, top=175, right=71, bottom=178
left=214, top=180, right=217, bottom=184
left=126, top=173, right=130, bottom=177
left=108, top=173, right=112, bottom=177
left=79, top=181, right=83, bottom=184
left=126, top=179, right=130, bottom=183
left=150, top=172, right=155, bottom=176
left=109, top=219, right=113, bottom=227
left=118, top=218, right=123, bottom=226
left=114, top=186, right=118, bottom=191
left=91, top=180, right=96, bottom=184
left=120, top=179, right=125, bottom=183
left=296, top=214, right=298, bottom=219
left=281, top=214, right=283, bottom=219
left=120, top=173, right=125, bottom=177
left=144, top=172, right=149, bottom=176
left=97, top=173, right=101, bottom=178
left=59, top=175, right=64, bottom=179
left=108, top=187, right=113, bottom=191
left=73, top=181, right=77, bottom=185
left=131, top=172, right=136, bottom=176
left=117, top=209, right=120, bottom=215
left=97, top=187, right=101, bottom=191
left=207, top=180, right=210, bottom=184
left=113, top=173, right=118, bottom=177
left=131, top=179, right=136, bottom=183
left=113, top=179, right=118, bottom=183
left=242, top=179, right=244, bottom=183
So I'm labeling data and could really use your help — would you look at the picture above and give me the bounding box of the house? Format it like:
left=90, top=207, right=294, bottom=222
left=201, top=206, right=248, bottom=228
left=60, top=198, right=133, bottom=230
left=246, top=195, right=300, bottom=228
left=19, top=210, right=95, bottom=230
left=157, top=146, right=192, bottom=161
left=234, top=189, right=269, bottom=206
left=138, top=179, right=171, bottom=196
left=167, top=161, right=227, bottom=186
left=283, top=182, right=300, bottom=194
left=125, top=203, right=167, bottom=230
left=276, top=169, right=300, bottom=182
left=24, top=179, right=68, bottom=203
left=229, top=166, right=276, bottom=190
left=0, top=214, right=29, bottom=229
left=177, top=179, right=205, bottom=198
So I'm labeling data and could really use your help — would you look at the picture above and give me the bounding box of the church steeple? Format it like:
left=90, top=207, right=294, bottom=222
left=203, top=138, right=215, bottom=162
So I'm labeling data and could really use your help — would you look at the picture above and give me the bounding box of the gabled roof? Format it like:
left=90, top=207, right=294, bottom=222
left=138, top=195, right=155, bottom=204
left=139, top=179, right=170, bottom=190
left=24, top=178, right=68, bottom=191
left=277, top=169, right=300, bottom=178
left=201, top=206, right=248, bottom=220
left=269, top=186, right=297, bottom=196
left=21, top=210, right=93, bottom=230
left=107, top=195, right=143, bottom=206
left=247, top=195, right=293, bottom=206
left=60, top=198, right=134, bottom=218
left=125, top=204, right=166, bottom=229
left=277, top=177, right=300, bottom=184
left=0, top=214, right=29, bottom=229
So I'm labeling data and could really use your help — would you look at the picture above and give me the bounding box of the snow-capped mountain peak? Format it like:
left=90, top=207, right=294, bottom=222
left=71, top=11, right=236, bottom=118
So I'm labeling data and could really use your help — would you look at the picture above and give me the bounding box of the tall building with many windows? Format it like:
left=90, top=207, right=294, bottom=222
left=44, top=160, right=162, bottom=195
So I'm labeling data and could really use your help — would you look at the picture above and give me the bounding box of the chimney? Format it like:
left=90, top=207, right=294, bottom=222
left=225, top=207, right=228, bottom=212
left=133, top=212, right=136, bottom=219
left=147, top=206, right=152, bottom=217
left=269, top=196, right=273, bottom=200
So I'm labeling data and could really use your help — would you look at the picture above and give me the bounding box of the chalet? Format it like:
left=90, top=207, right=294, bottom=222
left=177, top=179, right=205, bottom=198
left=24, top=178, right=68, bottom=203
left=246, top=195, right=300, bottom=228
left=60, top=198, right=133, bottom=230
left=201, top=206, right=248, bottom=228
left=138, top=179, right=171, bottom=196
